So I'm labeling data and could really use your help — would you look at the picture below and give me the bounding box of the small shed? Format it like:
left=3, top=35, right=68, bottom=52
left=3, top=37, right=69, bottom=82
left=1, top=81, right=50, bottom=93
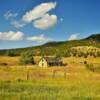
left=38, top=57, right=63, bottom=67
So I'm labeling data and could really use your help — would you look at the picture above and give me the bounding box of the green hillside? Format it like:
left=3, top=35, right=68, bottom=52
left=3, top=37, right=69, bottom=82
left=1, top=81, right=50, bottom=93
left=0, top=34, right=100, bottom=56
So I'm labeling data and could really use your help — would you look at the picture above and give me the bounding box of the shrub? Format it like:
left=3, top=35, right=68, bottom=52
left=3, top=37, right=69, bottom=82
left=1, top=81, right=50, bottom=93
left=84, top=61, right=87, bottom=64
left=84, top=54, right=88, bottom=58
left=86, top=64, right=93, bottom=71
left=86, top=63, right=100, bottom=73
left=5, top=51, right=17, bottom=56
left=19, top=51, right=35, bottom=65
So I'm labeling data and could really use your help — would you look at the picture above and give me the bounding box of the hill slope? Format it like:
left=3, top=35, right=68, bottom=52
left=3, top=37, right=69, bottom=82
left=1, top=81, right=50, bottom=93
left=0, top=34, right=100, bottom=56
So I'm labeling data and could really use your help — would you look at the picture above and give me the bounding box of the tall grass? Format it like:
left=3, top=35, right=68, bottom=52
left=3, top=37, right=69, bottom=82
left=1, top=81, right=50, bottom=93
left=0, top=80, right=100, bottom=100
left=0, top=57, right=100, bottom=100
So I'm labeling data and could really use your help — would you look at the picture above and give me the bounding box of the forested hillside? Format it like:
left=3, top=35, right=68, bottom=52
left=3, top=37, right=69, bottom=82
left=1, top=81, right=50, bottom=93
left=0, top=34, right=100, bottom=57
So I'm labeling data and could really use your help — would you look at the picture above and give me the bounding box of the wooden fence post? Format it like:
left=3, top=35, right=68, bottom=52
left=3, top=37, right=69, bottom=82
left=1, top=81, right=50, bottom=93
left=27, top=71, right=30, bottom=80
left=64, top=71, right=66, bottom=78
left=52, top=70, right=56, bottom=78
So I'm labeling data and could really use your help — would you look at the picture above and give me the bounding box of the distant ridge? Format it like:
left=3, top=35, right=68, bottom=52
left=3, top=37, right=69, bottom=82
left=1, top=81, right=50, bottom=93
left=85, top=34, right=100, bottom=42
left=0, top=34, right=100, bottom=56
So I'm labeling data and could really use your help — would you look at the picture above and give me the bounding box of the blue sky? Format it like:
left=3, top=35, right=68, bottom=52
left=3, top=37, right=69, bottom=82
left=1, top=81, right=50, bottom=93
left=0, top=0, right=100, bottom=49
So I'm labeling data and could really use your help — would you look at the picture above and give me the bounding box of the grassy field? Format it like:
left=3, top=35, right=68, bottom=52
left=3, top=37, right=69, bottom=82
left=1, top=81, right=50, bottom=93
left=0, top=56, right=100, bottom=100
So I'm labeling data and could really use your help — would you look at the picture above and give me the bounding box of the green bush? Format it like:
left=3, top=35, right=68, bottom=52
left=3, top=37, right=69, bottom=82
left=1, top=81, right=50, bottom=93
left=86, top=63, right=100, bottom=73
left=5, top=51, right=16, bottom=56
left=19, top=51, right=35, bottom=65
left=86, top=64, right=93, bottom=71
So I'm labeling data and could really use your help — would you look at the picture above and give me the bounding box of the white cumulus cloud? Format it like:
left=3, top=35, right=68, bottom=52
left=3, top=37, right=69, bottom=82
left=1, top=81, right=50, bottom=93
left=0, top=31, right=24, bottom=41
left=33, top=14, right=57, bottom=30
left=4, top=2, right=58, bottom=30
left=68, top=33, right=79, bottom=41
left=27, top=34, right=52, bottom=43
left=22, top=2, right=56, bottom=23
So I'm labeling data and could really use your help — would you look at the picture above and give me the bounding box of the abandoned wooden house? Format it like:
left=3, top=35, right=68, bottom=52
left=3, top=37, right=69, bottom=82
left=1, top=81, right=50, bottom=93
left=38, top=57, right=63, bottom=67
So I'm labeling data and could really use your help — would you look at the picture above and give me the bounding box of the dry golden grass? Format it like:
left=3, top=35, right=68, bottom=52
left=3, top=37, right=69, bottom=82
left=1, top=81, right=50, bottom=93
left=0, top=56, right=100, bottom=100
left=0, top=56, right=19, bottom=66
left=0, top=56, right=100, bottom=81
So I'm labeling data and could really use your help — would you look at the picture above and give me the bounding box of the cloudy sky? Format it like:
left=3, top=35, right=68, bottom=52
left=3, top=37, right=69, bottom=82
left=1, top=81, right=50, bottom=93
left=0, top=0, right=100, bottom=49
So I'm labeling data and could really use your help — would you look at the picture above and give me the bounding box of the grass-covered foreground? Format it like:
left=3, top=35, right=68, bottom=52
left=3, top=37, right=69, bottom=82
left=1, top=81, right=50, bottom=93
left=0, top=57, right=100, bottom=100
left=0, top=78, right=100, bottom=100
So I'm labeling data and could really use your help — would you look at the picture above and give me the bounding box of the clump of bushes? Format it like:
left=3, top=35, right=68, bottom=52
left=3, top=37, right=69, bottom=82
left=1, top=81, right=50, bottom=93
left=86, top=63, right=100, bottom=73
left=19, top=51, right=35, bottom=65
left=86, top=64, right=93, bottom=71
left=5, top=50, right=18, bottom=56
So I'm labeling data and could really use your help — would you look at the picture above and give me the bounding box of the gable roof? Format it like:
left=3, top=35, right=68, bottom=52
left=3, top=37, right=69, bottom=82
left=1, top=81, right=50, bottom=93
left=43, top=57, right=61, bottom=63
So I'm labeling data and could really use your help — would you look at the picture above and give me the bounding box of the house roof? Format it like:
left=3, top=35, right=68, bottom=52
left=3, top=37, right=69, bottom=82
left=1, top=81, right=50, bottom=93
left=43, top=57, right=62, bottom=63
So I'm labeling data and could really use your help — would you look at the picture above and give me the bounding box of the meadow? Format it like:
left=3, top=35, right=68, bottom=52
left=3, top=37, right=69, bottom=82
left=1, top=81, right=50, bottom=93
left=0, top=56, right=100, bottom=100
